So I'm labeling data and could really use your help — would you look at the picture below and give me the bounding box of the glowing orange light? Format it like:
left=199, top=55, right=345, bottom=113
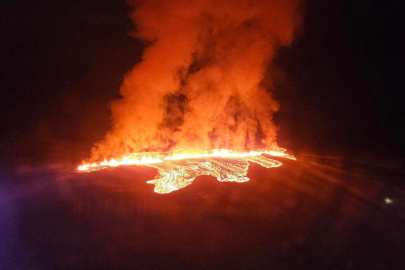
left=78, top=149, right=295, bottom=193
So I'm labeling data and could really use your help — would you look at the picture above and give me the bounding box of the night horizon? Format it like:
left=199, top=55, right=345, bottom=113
left=1, top=0, right=404, bottom=269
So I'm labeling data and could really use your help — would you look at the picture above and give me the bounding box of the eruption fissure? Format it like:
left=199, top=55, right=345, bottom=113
left=78, top=149, right=295, bottom=194
left=79, top=0, right=302, bottom=193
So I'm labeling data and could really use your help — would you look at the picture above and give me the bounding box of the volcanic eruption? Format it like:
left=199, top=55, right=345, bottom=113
left=79, top=0, right=302, bottom=193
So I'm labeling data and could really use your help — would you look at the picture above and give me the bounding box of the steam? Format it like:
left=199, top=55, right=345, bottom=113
left=90, top=0, right=302, bottom=161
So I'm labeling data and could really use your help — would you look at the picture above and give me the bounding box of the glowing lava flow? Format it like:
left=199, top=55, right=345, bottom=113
left=78, top=149, right=295, bottom=194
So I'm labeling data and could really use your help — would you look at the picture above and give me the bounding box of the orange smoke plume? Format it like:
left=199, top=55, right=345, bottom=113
left=90, top=0, right=302, bottom=161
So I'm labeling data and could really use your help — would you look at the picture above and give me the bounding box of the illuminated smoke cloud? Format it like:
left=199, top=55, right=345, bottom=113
left=90, top=0, right=302, bottom=161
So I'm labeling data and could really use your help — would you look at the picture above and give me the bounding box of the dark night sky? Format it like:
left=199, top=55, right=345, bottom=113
left=1, top=0, right=404, bottom=166
left=1, top=2, right=405, bottom=268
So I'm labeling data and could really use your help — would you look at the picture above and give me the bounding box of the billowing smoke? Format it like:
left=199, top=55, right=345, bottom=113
left=90, top=0, right=302, bottom=161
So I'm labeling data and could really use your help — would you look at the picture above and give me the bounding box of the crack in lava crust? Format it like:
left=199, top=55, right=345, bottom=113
left=78, top=149, right=295, bottom=194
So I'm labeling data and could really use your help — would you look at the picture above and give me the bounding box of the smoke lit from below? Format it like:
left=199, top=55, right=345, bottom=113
left=78, top=0, right=302, bottom=192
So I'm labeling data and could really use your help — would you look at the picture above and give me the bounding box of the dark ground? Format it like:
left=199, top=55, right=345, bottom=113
left=1, top=155, right=405, bottom=269
left=1, top=0, right=405, bottom=269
